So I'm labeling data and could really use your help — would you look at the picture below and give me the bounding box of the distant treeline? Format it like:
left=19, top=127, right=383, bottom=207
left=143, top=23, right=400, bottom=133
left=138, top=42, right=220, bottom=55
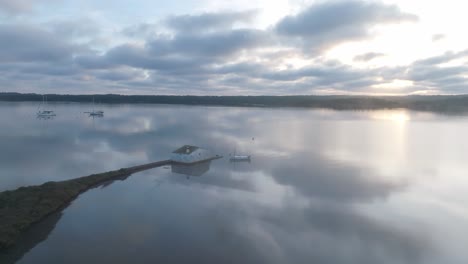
left=2, top=92, right=468, bottom=112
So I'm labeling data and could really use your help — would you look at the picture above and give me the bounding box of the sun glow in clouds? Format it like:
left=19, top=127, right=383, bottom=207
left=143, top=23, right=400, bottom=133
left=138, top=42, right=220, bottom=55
left=372, top=79, right=414, bottom=90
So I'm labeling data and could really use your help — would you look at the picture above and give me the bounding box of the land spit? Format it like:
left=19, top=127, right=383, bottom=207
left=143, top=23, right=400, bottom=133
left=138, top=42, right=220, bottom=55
left=0, top=159, right=174, bottom=250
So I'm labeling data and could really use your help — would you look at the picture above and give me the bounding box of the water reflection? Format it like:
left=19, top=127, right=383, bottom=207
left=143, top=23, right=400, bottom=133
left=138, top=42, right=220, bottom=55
left=0, top=170, right=135, bottom=264
left=36, top=115, right=55, bottom=120
left=266, top=152, right=405, bottom=202
left=171, top=161, right=212, bottom=177
left=0, top=103, right=467, bottom=263
left=0, top=212, right=63, bottom=264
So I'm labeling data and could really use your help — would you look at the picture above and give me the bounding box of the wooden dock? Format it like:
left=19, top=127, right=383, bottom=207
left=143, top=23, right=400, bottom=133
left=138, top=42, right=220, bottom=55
left=125, top=160, right=171, bottom=173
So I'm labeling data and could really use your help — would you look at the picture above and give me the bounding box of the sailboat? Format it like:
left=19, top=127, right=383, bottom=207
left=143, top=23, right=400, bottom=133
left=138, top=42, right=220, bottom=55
left=229, top=148, right=251, bottom=162
left=87, top=97, right=104, bottom=117
left=230, top=154, right=251, bottom=162
left=36, top=95, right=56, bottom=118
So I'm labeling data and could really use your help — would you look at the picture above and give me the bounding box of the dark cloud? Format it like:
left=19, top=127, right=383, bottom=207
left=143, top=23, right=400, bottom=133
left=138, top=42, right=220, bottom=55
left=261, top=63, right=366, bottom=83
left=276, top=1, right=417, bottom=52
left=103, top=45, right=149, bottom=67
left=413, top=49, right=468, bottom=66
left=410, top=70, right=468, bottom=93
left=73, top=27, right=272, bottom=85
left=354, top=52, right=385, bottom=62
left=19, top=61, right=80, bottom=76
left=147, top=29, right=272, bottom=58
left=211, top=60, right=385, bottom=94
left=103, top=44, right=212, bottom=74
left=408, top=65, right=468, bottom=82
left=75, top=54, right=115, bottom=70
left=0, top=0, right=49, bottom=14
left=166, top=10, right=256, bottom=33
left=0, top=24, right=75, bottom=62
left=401, top=51, right=468, bottom=93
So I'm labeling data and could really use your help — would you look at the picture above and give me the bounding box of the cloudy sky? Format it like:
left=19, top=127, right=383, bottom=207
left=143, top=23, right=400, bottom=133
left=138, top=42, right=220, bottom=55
left=0, top=0, right=467, bottom=95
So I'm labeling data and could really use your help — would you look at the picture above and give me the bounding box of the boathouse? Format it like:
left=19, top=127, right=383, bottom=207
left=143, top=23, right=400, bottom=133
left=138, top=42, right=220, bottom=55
left=170, top=145, right=215, bottom=164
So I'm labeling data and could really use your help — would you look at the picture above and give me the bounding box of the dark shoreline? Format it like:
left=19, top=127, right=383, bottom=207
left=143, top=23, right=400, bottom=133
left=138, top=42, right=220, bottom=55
left=2, top=92, right=468, bottom=113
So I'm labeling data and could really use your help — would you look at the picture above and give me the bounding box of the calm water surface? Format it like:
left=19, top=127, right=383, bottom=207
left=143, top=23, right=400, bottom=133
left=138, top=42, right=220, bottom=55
left=1, top=102, right=468, bottom=264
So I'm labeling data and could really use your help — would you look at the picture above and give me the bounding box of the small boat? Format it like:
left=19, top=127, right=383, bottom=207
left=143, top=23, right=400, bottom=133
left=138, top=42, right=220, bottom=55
left=37, top=110, right=56, bottom=117
left=86, top=97, right=104, bottom=117
left=229, top=155, right=251, bottom=162
left=89, top=110, right=104, bottom=117
left=37, top=95, right=56, bottom=118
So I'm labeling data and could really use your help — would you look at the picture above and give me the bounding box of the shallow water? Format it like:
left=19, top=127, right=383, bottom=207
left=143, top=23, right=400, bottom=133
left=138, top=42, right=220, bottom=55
left=1, top=102, right=468, bottom=264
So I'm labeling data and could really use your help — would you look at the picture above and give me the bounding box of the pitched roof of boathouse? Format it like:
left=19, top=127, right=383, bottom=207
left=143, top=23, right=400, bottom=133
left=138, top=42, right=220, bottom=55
left=172, top=145, right=200, bottom=155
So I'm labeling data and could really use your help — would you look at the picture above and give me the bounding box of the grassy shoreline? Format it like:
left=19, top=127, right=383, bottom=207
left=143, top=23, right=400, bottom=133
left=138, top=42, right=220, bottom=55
left=0, top=160, right=171, bottom=250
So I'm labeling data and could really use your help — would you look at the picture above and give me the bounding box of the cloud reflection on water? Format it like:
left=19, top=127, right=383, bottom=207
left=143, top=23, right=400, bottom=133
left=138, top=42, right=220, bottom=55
left=1, top=103, right=464, bottom=263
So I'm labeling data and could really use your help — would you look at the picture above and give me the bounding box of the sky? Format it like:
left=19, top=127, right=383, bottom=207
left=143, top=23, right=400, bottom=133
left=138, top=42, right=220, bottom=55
left=0, top=0, right=467, bottom=95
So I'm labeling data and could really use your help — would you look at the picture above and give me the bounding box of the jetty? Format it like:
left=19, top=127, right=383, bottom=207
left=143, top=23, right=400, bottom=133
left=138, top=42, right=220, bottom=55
left=0, top=150, right=222, bottom=250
